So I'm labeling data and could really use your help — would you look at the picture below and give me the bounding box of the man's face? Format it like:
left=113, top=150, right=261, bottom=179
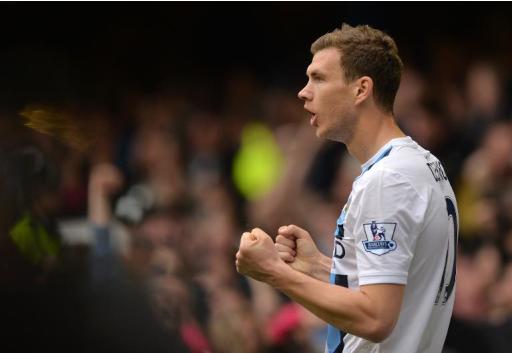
left=298, top=48, right=358, bottom=143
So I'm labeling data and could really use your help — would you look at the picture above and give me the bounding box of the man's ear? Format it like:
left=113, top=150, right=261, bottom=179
left=354, top=76, right=373, bottom=106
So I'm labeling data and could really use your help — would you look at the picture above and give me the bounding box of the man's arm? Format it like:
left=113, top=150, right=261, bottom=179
left=237, top=228, right=404, bottom=343
left=270, top=261, right=404, bottom=343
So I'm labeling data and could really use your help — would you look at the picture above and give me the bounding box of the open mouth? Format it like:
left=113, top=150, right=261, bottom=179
left=310, top=114, right=318, bottom=127
left=304, top=107, right=318, bottom=126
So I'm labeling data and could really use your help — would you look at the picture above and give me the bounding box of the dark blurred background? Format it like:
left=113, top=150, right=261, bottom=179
left=0, top=3, right=510, bottom=110
left=1, top=3, right=512, bottom=353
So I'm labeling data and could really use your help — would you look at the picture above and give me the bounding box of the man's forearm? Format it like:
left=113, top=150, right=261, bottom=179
left=269, top=262, right=400, bottom=343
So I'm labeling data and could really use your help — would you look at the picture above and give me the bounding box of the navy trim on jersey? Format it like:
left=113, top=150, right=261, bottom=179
left=361, top=146, right=393, bottom=174
left=365, top=146, right=392, bottom=172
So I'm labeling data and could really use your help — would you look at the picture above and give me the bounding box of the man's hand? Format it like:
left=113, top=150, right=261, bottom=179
left=275, top=225, right=329, bottom=280
left=236, top=228, right=283, bottom=284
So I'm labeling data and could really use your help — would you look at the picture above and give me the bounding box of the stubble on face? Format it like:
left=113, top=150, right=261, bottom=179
left=321, top=91, right=358, bottom=145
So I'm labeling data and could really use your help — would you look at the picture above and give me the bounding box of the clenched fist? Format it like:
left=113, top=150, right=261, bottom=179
left=235, top=228, right=284, bottom=283
left=275, top=224, right=325, bottom=278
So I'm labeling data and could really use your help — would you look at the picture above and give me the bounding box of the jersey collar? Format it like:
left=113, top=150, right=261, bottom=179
left=360, top=136, right=413, bottom=174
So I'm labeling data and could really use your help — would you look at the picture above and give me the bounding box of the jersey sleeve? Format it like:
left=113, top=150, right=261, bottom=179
left=349, top=168, right=428, bottom=286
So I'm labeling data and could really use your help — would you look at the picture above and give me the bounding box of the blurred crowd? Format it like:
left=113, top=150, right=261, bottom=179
left=1, top=44, right=512, bottom=353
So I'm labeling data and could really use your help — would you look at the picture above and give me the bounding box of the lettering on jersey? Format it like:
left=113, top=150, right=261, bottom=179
left=334, top=225, right=345, bottom=259
left=362, top=221, right=397, bottom=256
left=435, top=197, right=458, bottom=305
left=427, top=161, right=448, bottom=182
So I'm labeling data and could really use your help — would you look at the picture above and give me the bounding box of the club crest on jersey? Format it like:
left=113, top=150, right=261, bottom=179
left=362, top=221, right=397, bottom=255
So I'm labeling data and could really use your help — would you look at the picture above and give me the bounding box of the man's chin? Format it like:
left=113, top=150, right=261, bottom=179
left=315, top=126, right=327, bottom=138
left=316, top=127, right=332, bottom=140
left=321, top=130, right=346, bottom=144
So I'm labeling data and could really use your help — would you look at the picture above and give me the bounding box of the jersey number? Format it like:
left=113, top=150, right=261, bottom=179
left=435, top=197, right=458, bottom=305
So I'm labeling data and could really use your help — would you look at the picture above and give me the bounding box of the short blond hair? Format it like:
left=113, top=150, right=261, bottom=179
left=311, top=23, right=403, bottom=113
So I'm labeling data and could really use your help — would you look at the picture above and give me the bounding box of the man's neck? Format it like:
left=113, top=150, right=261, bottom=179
left=346, top=111, right=406, bottom=165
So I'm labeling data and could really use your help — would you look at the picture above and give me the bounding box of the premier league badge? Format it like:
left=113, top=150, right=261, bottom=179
left=362, top=221, right=397, bottom=255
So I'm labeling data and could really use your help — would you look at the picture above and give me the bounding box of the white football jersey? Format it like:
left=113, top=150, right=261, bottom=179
left=326, top=136, right=458, bottom=353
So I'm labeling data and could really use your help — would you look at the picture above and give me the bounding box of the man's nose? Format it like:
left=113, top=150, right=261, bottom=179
left=298, top=84, right=312, bottom=101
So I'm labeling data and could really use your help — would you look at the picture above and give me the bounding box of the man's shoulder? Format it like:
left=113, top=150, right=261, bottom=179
left=376, top=145, right=441, bottom=183
left=354, top=150, right=439, bottom=200
left=353, top=165, right=419, bottom=202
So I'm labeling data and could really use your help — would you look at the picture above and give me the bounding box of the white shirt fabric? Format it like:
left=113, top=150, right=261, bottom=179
left=326, top=136, right=458, bottom=353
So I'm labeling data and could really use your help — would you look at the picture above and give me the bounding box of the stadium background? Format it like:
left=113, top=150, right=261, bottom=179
left=1, top=3, right=512, bottom=353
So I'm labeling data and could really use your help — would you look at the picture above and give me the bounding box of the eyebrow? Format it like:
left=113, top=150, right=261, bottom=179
left=306, top=69, right=325, bottom=78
